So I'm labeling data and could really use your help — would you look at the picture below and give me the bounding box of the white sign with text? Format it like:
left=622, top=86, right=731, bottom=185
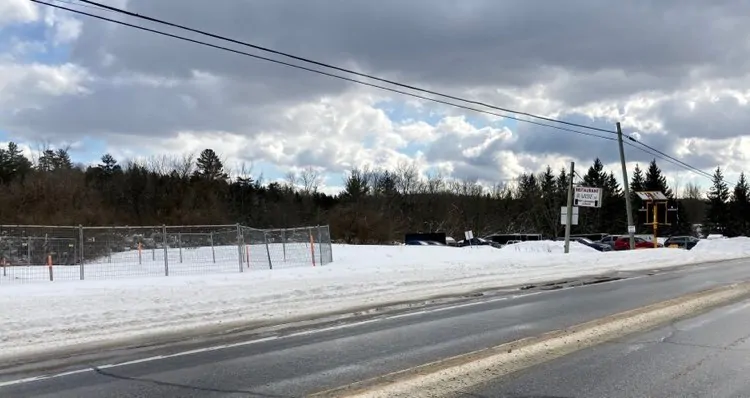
left=574, top=186, right=603, bottom=208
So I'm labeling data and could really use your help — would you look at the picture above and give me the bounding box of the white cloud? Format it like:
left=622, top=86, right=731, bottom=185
left=0, top=0, right=39, bottom=26
left=3, top=0, right=750, bottom=194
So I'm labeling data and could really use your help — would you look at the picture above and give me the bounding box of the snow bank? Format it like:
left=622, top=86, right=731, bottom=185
left=692, top=237, right=750, bottom=255
left=1, top=241, right=749, bottom=361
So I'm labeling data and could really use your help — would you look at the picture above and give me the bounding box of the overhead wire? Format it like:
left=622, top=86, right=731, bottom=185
left=76, top=0, right=617, bottom=136
left=30, top=0, right=617, bottom=142
left=33, top=0, right=722, bottom=184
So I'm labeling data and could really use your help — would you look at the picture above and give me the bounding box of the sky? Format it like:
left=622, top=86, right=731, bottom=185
left=2, top=0, right=750, bottom=195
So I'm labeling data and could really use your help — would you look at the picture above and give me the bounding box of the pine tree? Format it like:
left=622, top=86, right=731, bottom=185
left=644, top=159, right=672, bottom=198
left=630, top=164, right=646, bottom=193
left=98, top=153, right=122, bottom=177
left=0, top=142, right=32, bottom=184
left=629, top=164, right=646, bottom=231
left=581, top=159, right=611, bottom=233
left=729, top=172, right=750, bottom=237
left=38, top=148, right=73, bottom=172
left=539, top=166, right=560, bottom=238
left=194, top=149, right=228, bottom=181
left=705, top=167, right=730, bottom=236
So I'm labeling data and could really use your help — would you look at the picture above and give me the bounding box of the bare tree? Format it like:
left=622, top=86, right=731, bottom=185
left=683, top=182, right=703, bottom=200
left=284, top=170, right=298, bottom=191
left=671, top=176, right=683, bottom=199
left=424, top=171, right=445, bottom=194
left=226, top=160, right=254, bottom=181
left=394, top=160, right=421, bottom=195
left=172, top=152, right=195, bottom=179
left=146, top=154, right=170, bottom=175
left=299, top=166, right=322, bottom=194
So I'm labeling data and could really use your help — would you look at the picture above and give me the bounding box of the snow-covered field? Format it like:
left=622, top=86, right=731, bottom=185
left=1, top=238, right=750, bottom=361
left=0, top=242, right=331, bottom=281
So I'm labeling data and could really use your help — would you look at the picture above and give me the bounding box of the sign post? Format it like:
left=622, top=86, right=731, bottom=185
left=464, top=230, right=474, bottom=248
left=636, top=191, right=669, bottom=248
left=564, top=162, right=575, bottom=254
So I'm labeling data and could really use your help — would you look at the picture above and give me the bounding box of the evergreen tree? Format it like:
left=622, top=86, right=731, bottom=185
left=729, top=172, right=750, bottom=237
left=644, top=159, right=672, bottom=198
left=539, top=166, right=560, bottom=238
left=630, top=164, right=646, bottom=193
left=194, top=149, right=227, bottom=181
left=629, top=164, right=646, bottom=231
left=0, top=142, right=32, bottom=184
left=38, top=148, right=73, bottom=172
left=704, top=167, right=730, bottom=235
left=98, top=153, right=122, bottom=177
left=581, top=159, right=609, bottom=233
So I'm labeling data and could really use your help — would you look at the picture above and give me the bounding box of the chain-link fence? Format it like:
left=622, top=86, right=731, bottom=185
left=0, top=224, right=333, bottom=284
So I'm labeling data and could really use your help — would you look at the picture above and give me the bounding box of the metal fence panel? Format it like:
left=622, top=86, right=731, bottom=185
left=81, top=226, right=166, bottom=280
left=163, top=226, right=243, bottom=276
left=0, top=225, right=81, bottom=283
left=0, top=223, right=333, bottom=284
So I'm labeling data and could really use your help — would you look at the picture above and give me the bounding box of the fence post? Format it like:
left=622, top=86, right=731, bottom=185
left=79, top=225, right=85, bottom=280
left=178, top=232, right=183, bottom=263
left=47, top=253, right=53, bottom=281
left=209, top=232, right=216, bottom=263
left=263, top=231, right=273, bottom=270
left=309, top=228, right=316, bottom=267
left=282, top=228, right=287, bottom=262
left=163, top=224, right=169, bottom=276
left=27, top=236, right=31, bottom=265
left=316, top=225, right=323, bottom=266
left=326, top=225, right=334, bottom=262
left=236, top=223, right=244, bottom=273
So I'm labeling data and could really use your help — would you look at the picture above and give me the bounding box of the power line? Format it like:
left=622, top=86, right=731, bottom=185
left=33, top=0, right=720, bottom=184
left=631, top=139, right=715, bottom=180
left=623, top=140, right=727, bottom=184
left=76, top=0, right=617, bottom=136
left=49, top=0, right=113, bottom=12
left=30, top=0, right=617, bottom=142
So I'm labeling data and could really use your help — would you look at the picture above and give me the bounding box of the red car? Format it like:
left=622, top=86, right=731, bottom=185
left=613, top=236, right=660, bottom=250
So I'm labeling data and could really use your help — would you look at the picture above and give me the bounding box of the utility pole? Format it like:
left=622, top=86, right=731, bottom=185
left=564, top=161, right=575, bottom=254
left=617, top=122, right=636, bottom=250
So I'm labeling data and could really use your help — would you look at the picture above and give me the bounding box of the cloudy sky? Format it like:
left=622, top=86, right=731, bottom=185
left=2, top=0, right=750, bottom=194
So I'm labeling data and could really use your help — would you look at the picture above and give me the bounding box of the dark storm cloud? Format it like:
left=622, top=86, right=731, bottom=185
left=73, top=0, right=750, bottom=93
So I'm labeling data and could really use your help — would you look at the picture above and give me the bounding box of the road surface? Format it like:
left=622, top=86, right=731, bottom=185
left=1, top=258, right=749, bottom=397
left=467, top=296, right=750, bottom=398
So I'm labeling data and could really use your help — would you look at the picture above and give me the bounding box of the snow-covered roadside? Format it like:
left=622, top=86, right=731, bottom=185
left=1, top=238, right=749, bottom=361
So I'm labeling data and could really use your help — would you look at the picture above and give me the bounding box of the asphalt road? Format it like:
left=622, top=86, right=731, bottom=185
left=2, top=258, right=750, bottom=398
left=467, top=296, right=750, bottom=398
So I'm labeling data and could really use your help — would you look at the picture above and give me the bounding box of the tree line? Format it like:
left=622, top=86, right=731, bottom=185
left=0, top=142, right=745, bottom=242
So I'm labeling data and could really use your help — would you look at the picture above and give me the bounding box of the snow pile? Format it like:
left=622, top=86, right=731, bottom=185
left=691, top=237, right=750, bottom=255
left=1, top=242, right=750, bottom=361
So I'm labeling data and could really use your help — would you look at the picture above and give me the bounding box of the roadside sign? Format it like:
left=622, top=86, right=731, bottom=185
left=560, top=206, right=579, bottom=225
left=627, top=225, right=636, bottom=234
left=464, top=230, right=474, bottom=240
left=574, top=187, right=602, bottom=208
left=635, top=191, right=668, bottom=201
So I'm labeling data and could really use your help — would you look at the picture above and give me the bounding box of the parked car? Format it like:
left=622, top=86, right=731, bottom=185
left=557, top=237, right=613, bottom=252
left=613, top=236, right=660, bottom=250
left=664, top=236, right=700, bottom=250
left=459, top=237, right=491, bottom=247
left=572, top=237, right=613, bottom=252
left=598, top=235, right=620, bottom=249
